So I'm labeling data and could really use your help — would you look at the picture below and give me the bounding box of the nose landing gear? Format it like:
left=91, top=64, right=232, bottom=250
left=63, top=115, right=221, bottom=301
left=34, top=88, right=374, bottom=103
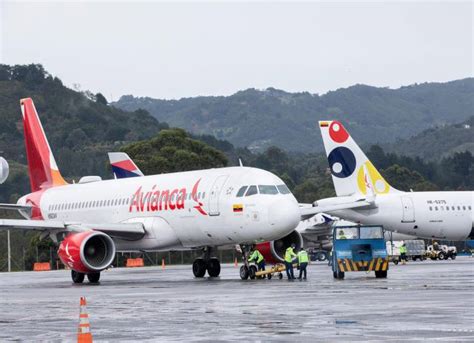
left=192, top=247, right=221, bottom=278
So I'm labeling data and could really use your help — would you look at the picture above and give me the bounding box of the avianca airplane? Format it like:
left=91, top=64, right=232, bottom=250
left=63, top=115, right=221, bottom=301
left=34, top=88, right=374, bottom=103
left=108, top=153, right=417, bottom=262
left=0, top=98, right=349, bottom=284
left=314, top=120, right=474, bottom=241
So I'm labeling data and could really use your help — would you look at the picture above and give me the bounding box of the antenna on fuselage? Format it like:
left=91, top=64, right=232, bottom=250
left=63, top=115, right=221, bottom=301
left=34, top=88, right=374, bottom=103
left=238, top=158, right=244, bottom=167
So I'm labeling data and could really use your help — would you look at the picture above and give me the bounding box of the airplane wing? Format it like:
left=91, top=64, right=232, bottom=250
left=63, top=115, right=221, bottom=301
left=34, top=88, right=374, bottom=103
left=0, top=203, right=32, bottom=212
left=0, top=219, right=146, bottom=240
left=299, top=199, right=373, bottom=220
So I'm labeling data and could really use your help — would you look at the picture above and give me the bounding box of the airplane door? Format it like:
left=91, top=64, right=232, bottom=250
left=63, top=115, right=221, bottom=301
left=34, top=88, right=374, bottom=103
left=401, top=196, right=415, bottom=223
left=208, top=175, right=229, bottom=216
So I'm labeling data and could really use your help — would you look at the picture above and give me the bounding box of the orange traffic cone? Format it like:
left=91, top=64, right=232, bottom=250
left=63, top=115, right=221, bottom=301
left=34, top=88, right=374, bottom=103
left=77, top=297, right=93, bottom=343
left=161, top=258, right=165, bottom=270
left=234, top=258, right=238, bottom=267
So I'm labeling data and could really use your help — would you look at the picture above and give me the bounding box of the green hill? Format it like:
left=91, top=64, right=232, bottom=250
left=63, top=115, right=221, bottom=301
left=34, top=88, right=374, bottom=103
left=0, top=64, right=168, bottom=179
left=113, top=79, right=474, bottom=153
left=0, top=64, right=169, bottom=202
left=386, top=116, right=474, bottom=160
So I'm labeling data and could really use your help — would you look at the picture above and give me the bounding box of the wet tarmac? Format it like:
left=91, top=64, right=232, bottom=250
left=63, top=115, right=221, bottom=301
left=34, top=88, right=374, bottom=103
left=1, top=257, right=473, bottom=342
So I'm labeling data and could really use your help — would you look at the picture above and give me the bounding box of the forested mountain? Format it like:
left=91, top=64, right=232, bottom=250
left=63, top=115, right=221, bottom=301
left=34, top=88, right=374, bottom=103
left=0, top=64, right=168, bottom=202
left=113, top=79, right=474, bottom=153
left=387, top=116, right=474, bottom=160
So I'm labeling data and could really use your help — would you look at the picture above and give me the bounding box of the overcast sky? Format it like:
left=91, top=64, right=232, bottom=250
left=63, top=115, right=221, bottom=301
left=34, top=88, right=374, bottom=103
left=1, top=1, right=472, bottom=100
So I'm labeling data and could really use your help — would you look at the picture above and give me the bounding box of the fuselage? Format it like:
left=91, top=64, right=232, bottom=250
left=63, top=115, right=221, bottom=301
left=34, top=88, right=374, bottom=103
left=329, top=191, right=473, bottom=240
left=19, top=166, right=301, bottom=251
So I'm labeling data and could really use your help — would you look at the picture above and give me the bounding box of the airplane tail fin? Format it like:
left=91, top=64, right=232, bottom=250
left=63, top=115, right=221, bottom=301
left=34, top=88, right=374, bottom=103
left=108, top=152, right=144, bottom=178
left=20, top=98, right=67, bottom=192
left=318, top=120, right=400, bottom=197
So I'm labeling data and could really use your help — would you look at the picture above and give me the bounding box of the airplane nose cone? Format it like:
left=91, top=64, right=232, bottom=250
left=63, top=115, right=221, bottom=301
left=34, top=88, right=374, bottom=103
left=268, top=199, right=301, bottom=235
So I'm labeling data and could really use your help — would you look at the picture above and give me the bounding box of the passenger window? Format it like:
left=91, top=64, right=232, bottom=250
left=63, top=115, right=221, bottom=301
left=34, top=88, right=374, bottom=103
left=452, top=206, right=455, bottom=210
left=435, top=206, right=438, bottom=211
left=277, top=184, right=291, bottom=194
left=440, top=206, right=444, bottom=211
left=258, top=185, right=279, bottom=195
left=236, top=186, right=248, bottom=197
left=202, top=192, right=206, bottom=199
left=429, top=206, right=432, bottom=211
left=446, top=207, right=449, bottom=211
left=463, top=206, right=466, bottom=210
left=469, top=206, right=472, bottom=210
left=245, top=185, right=258, bottom=197
left=457, top=206, right=461, bottom=210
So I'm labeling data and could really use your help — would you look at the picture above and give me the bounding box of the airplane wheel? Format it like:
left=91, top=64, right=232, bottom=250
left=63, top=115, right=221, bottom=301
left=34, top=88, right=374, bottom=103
left=193, top=258, right=207, bottom=278
left=207, top=257, right=221, bottom=277
left=375, top=270, right=387, bottom=278
left=249, top=265, right=257, bottom=279
left=71, top=270, right=85, bottom=284
left=87, top=272, right=101, bottom=283
left=240, top=265, right=249, bottom=280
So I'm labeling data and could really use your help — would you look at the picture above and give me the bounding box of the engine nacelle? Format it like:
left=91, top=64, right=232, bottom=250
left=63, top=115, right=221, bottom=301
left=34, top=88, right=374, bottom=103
left=256, top=230, right=304, bottom=264
left=58, top=231, right=116, bottom=273
left=0, top=157, right=9, bottom=184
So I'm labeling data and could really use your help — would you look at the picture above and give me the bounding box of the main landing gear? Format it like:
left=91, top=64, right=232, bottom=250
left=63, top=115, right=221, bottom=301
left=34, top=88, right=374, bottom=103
left=71, top=270, right=101, bottom=284
left=192, top=247, right=221, bottom=278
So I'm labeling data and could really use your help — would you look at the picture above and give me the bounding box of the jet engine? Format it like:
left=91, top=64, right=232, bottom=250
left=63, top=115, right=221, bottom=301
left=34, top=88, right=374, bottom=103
left=58, top=231, right=116, bottom=273
left=255, top=230, right=304, bottom=264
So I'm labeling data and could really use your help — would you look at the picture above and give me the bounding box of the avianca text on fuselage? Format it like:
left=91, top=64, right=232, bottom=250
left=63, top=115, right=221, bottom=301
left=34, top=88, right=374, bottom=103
left=128, top=179, right=207, bottom=215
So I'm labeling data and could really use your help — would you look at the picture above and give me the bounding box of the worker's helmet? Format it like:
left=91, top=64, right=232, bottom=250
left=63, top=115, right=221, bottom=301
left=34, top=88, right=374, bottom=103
left=252, top=244, right=256, bottom=249
left=291, top=243, right=296, bottom=249
left=339, top=230, right=344, bottom=235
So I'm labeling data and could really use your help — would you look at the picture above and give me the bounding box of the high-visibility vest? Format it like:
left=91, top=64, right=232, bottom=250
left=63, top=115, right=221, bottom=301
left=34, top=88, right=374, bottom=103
left=298, top=250, right=309, bottom=263
left=400, top=246, right=407, bottom=254
left=285, top=247, right=296, bottom=263
left=248, top=250, right=264, bottom=263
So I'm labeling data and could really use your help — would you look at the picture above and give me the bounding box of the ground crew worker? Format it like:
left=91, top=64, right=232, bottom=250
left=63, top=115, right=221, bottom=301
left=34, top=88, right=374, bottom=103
left=338, top=230, right=347, bottom=239
left=297, top=247, right=309, bottom=280
left=248, top=245, right=265, bottom=272
left=284, top=243, right=297, bottom=280
left=400, top=242, right=407, bottom=265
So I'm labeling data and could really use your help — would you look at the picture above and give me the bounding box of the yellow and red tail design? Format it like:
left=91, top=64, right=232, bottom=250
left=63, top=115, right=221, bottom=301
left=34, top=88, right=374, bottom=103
left=20, top=98, right=67, bottom=192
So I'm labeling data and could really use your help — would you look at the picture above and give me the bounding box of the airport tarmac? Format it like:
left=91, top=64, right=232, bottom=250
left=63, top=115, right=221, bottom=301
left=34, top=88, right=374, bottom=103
left=0, top=257, right=473, bottom=342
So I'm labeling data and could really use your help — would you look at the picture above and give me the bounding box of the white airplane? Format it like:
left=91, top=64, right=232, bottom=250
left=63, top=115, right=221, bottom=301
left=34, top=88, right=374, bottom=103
left=0, top=98, right=354, bottom=283
left=315, top=120, right=474, bottom=241
left=108, top=153, right=417, bottom=263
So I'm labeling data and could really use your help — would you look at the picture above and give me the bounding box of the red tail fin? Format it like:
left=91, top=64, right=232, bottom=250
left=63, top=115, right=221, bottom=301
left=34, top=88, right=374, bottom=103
left=20, top=98, right=67, bottom=192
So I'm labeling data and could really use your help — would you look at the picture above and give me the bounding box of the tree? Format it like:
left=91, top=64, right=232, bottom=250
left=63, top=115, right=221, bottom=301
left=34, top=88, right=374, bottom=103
left=95, top=93, right=108, bottom=105
left=122, top=129, right=228, bottom=174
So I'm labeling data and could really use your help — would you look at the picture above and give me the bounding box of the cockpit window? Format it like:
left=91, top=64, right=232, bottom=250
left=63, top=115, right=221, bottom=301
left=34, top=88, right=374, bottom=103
left=236, top=186, right=248, bottom=197
left=277, top=184, right=291, bottom=194
left=258, top=185, right=279, bottom=194
left=245, top=185, right=258, bottom=196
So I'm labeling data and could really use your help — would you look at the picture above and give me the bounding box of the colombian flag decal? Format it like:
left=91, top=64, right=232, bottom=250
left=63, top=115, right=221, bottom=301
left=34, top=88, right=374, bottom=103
left=233, top=204, right=243, bottom=212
